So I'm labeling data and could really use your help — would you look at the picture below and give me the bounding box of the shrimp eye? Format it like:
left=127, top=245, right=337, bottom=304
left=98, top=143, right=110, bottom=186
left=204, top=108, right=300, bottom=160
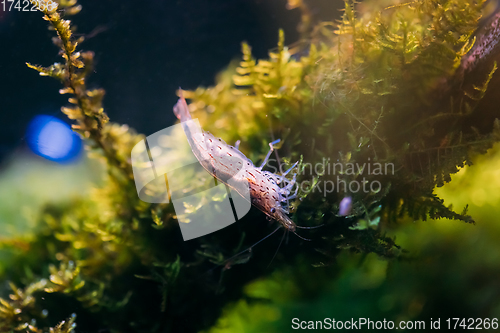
left=270, top=207, right=276, bottom=213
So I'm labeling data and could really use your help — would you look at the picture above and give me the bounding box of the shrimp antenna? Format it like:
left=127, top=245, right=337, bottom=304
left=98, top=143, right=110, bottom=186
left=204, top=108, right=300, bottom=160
left=267, top=229, right=287, bottom=268
left=220, top=226, right=282, bottom=267
left=198, top=226, right=282, bottom=283
left=292, top=231, right=312, bottom=241
left=295, top=224, right=324, bottom=229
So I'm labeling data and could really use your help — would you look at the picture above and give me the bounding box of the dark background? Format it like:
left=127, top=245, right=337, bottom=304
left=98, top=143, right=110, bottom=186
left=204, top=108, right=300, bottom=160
left=0, top=0, right=343, bottom=163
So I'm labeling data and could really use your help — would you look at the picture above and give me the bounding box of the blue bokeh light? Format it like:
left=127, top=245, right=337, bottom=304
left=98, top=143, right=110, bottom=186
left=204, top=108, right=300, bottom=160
left=26, top=115, right=82, bottom=163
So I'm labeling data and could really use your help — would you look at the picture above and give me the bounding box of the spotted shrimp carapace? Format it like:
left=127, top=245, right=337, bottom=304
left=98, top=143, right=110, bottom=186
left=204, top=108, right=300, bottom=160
left=173, top=91, right=301, bottom=234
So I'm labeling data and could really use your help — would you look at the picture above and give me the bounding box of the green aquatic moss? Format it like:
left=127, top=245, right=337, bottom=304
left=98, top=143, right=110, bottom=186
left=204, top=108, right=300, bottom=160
left=206, top=143, right=500, bottom=333
left=1, top=0, right=499, bottom=331
left=185, top=0, right=500, bottom=254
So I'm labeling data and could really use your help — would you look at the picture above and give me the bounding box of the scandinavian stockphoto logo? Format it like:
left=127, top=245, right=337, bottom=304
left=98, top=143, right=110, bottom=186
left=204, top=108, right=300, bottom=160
left=131, top=119, right=251, bottom=241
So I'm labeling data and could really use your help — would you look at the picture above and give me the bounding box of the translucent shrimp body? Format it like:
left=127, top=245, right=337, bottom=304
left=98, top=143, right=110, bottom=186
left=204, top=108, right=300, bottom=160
left=173, top=95, right=298, bottom=231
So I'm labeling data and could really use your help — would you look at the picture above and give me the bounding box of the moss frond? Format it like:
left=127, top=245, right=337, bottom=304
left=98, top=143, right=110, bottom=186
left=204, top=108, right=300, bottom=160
left=7, top=0, right=500, bottom=331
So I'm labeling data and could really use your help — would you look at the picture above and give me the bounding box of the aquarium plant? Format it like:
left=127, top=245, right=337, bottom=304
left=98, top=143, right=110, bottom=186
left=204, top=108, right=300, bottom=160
left=1, top=0, right=499, bottom=331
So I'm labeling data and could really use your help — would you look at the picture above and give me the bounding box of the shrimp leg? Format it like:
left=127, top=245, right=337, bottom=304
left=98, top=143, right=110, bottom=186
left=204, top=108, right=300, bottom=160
left=259, top=139, right=281, bottom=170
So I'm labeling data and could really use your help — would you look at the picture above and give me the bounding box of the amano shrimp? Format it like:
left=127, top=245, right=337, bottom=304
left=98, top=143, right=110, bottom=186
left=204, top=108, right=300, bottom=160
left=173, top=92, right=305, bottom=237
